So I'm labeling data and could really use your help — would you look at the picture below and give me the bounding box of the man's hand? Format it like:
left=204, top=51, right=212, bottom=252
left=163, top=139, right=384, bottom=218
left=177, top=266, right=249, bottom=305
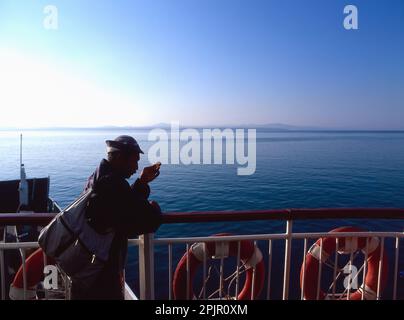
left=139, top=162, right=161, bottom=184
left=149, top=200, right=161, bottom=213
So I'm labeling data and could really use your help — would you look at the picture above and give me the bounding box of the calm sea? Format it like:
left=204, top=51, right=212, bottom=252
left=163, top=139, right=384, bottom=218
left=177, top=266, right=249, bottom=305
left=1, top=129, right=404, bottom=298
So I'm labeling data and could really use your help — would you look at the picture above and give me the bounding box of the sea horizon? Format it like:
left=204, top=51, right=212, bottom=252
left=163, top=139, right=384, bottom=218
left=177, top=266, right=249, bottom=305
left=1, top=125, right=404, bottom=133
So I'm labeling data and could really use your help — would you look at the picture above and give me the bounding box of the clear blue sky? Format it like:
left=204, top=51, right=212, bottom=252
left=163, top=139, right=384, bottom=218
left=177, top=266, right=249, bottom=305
left=0, top=0, right=403, bottom=129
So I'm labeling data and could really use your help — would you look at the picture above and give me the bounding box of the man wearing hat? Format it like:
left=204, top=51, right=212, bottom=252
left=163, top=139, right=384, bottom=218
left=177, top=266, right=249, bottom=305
left=71, top=135, right=162, bottom=300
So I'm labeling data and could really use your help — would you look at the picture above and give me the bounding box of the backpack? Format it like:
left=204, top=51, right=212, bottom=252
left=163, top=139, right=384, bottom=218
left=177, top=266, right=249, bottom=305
left=38, top=189, right=115, bottom=289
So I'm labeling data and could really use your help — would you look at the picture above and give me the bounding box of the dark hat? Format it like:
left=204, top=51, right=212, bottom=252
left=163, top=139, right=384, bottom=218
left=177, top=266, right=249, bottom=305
left=105, top=135, right=144, bottom=154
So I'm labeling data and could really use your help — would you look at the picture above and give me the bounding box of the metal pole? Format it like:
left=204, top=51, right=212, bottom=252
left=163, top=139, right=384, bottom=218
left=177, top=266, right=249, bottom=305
left=0, top=249, right=5, bottom=300
left=168, top=244, right=172, bottom=300
left=376, top=238, right=385, bottom=300
left=332, top=238, right=339, bottom=299
left=186, top=243, right=190, bottom=300
left=316, top=238, right=323, bottom=300
left=138, top=233, right=155, bottom=300
left=219, top=242, right=224, bottom=300
left=20, top=134, right=22, bottom=168
left=203, top=243, right=207, bottom=299
left=282, top=219, right=293, bottom=300
left=301, top=238, right=307, bottom=300
left=251, top=241, right=257, bottom=300
left=362, top=238, right=369, bottom=300
left=267, top=240, right=273, bottom=300
left=393, top=237, right=399, bottom=300
left=22, top=249, right=26, bottom=300
left=235, top=241, right=241, bottom=299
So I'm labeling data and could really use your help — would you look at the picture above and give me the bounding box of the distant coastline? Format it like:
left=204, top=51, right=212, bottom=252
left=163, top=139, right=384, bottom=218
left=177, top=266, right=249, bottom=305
left=1, top=123, right=404, bottom=133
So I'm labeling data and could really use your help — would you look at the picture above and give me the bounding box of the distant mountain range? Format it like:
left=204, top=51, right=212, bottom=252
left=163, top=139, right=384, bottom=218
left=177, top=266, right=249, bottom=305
left=146, top=123, right=325, bottom=130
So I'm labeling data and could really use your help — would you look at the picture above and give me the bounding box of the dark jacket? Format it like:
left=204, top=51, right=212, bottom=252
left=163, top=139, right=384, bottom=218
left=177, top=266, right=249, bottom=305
left=72, top=159, right=161, bottom=299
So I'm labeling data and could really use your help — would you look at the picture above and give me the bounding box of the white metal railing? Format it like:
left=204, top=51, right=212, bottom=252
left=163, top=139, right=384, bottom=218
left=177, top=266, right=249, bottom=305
left=1, top=214, right=403, bottom=300
left=1, top=228, right=403, bottom=300
left=1, top=229, right=403, bottom=300
left=135, top=221, right=404, bottom=300
left=0, top=241, right=58, bottom=300
left=0, top=240, right=140, bottom=300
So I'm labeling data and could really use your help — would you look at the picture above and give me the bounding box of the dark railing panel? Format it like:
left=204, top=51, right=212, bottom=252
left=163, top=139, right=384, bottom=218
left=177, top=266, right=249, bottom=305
left=161, top=208, right=404, bottom=224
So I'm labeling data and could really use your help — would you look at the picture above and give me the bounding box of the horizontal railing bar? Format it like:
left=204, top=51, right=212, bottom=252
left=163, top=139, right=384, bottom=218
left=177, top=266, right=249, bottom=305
left=128, top=239, right=141, bottom=245
left=0, top=242, right=39, bottom=250
left=1, top=208, right=404, bottom=227
left=290, top=208, right=404, bottom=220
left=153, top=231, right=404, bottom=245
left=161, top=208, right=404, bottom=223
left=1, top=232, right=402, bottom=250
left=154, top=234, right=288, bottom=244
left=291, top=231, right=404, bottom=239
left=49, top=197, right=63, bottom=212
left=0, top=241, right=141, bottom=250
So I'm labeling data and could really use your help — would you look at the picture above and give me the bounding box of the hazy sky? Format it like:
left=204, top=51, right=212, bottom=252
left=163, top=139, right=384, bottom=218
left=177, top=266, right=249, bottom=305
left=0, top=0, right=403, bottom=129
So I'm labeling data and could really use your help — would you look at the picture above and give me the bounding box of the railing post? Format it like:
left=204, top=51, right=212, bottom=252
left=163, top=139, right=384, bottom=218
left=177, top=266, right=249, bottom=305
left=282, top=219, right=293, bottom=300
left=0, top=228, right=4, bottom=300
left=138, top=233, right=155, bottom=300
left=0, top=249, right=5, bottom=300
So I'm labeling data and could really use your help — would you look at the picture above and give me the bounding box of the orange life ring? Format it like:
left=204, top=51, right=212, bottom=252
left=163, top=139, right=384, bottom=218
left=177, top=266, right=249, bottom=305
left=300, top=226, right=389, bottom=300
left=173, top=234, right=265, bottom=300
left=9, top=248, right=54, bottom=300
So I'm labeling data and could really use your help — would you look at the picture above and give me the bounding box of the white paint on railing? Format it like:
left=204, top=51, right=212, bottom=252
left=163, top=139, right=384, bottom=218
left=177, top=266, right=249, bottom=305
left=21, top=249, right=27, bottom=300
left=203, top=243, right=207, bottom=299
left=300, top=239, right=307, bottom=300
left=347, top=249, right=354, bottom=300
left=168, top=244, right=172, bottom=300
left=316, top=238, right=323, bottom=300
left=282, top=220, right=293, bottom=300
left=235, top=241, right=241, bottom=299
left=186, top=243, right=190, bottom=300
left=362, top=238, right=369, bottom=301
left=251, top=241, right=257, bottom=300
left=1, top=228, right=403, bottom=300
left=138, top=233, right=155, bottom=300
left=127, top=239, right=141, bottom=246
left=0, top=249, right=5, bottom=300
left=377, top=237, right=385, bottom=300
left=0, top=242, right=39, bottom=249
left=155, top=234, right=287, bottom=244
left=267, top=239, right=273, bottom=300
left=219, top=242, right=224, bottom=300
left=154, top=231, right=404, bottom=245
left=393, top=237, right=400, bottom=300
left=42, top=252, right=49, bottom=300
left=332, top=238, right=339, bottom=299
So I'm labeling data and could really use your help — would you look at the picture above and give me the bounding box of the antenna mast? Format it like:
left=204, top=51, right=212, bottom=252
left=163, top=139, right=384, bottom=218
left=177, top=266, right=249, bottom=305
left=18, top=134, right=29, bottom=209
left=20, top=134, right=22, bottom=169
